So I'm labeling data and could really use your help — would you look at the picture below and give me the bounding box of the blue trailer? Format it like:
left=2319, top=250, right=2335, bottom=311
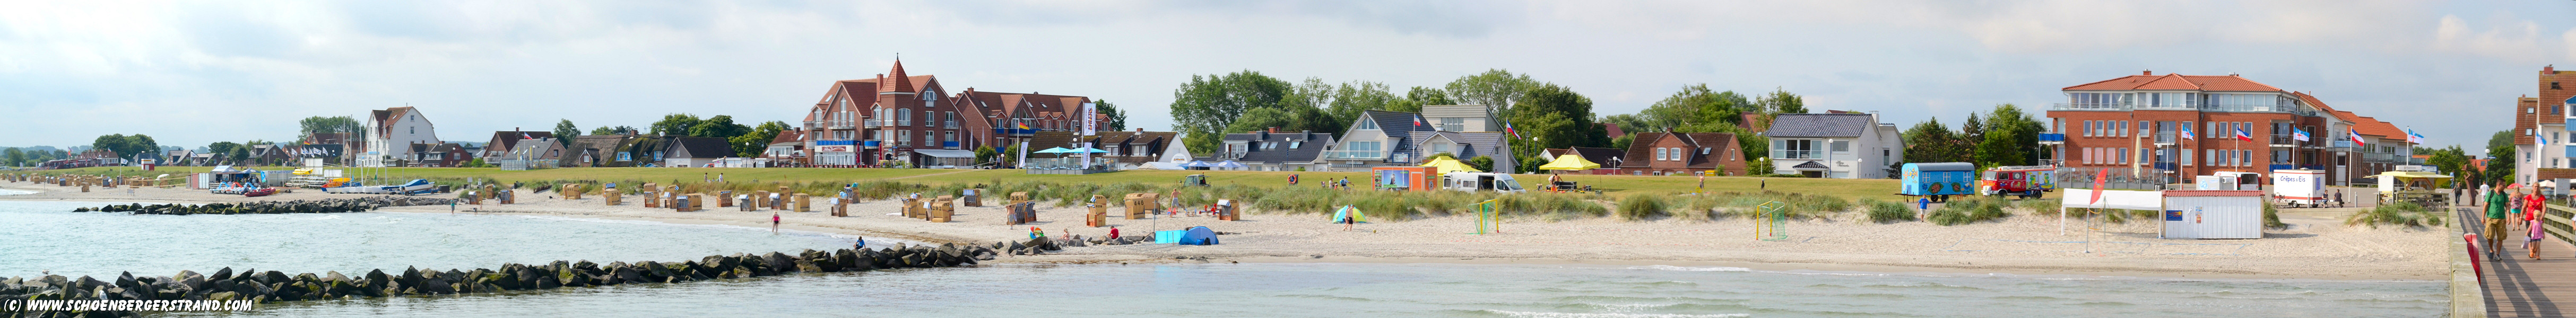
left=1899, top=162, right=1979, bottom=202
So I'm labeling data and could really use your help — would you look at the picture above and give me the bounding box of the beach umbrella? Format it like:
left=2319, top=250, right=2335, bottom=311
left=1418, top=156, right=1480, bottom=174
left=1179, top=161, right=1212, bottom=167
left=1537, top=154, right=1600, bottom=171
left=1331, top=206, right=1368, bottom=223
left=1215, top=161, right=1247, bottom=169
left=1074, top=147, right=1110, bottom=153
left=1034, top=147, right=1071, bottom=154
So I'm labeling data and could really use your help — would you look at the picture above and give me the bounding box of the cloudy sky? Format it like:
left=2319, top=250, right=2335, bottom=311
left=4, top=1, right=2572, bottom=152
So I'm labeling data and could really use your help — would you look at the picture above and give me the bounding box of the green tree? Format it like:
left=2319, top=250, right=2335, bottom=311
left=1466, top=155, right=1495, bottom=172
left=1383, top=86, right=1454, bottom=113
left=1096, top=100, right=1129, bottom=131
left=1170, top=70, right=1294, bottom=154
left=689, top=115, right=750, bottom=138
left=2427, top=146, right=2473, bottom=179
left=1503, top=85, right=1610, bottom=171
left=1444, top=69, right=1540, bottom=111
left=731, top=121, right=791, bottom=157
left=298, top=116, right=365, bottom=140
left=552, top=119, right=583, bottom=146
left=974, top=145, right=999, bottom=165
left=90, top=134, right=158, bottom=160
left=204, top=142, right=245, bottom=164
left=1220, top=108, right=1301, bottom=137
left=590, top=126, right=637, bottom=136
left=2, top=148, right=21, bottom=166
left=1960, top=112, right=1985, bottom=143
left=2491, top=130, right=2517, bottom=149
left=1756, top=88, right=1807, bottom=114
left=1639, top=84, right=1753, bottom=132
left=2487, top=135, right=2518, bottom=186
left=1324, top=81, right=1396, bottom=130
left=1973, top=104, right=2043, bottom=167
left=649, top=113, right=704, bottom=136
left=1903, top=117, right=1969, bottom=163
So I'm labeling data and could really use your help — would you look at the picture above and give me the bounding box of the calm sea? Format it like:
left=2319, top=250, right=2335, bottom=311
left=0, top=195, right=2444, bottom=317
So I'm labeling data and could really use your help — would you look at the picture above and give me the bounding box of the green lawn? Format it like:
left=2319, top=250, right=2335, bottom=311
left=27, top=167, right=1984, bottom=202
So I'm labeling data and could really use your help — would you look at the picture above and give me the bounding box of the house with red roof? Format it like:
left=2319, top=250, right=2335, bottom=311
left=2045, top=71, right=2412, bottom=185
left=796, top=60, right=1104, bottom=167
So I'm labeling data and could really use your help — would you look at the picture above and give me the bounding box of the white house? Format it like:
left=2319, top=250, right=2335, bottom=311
left=365, top=107, right=440, bottom=167
left=1764, top=112, right=1904, bottom=179
left=1320, top=106, right=1516, bottom=173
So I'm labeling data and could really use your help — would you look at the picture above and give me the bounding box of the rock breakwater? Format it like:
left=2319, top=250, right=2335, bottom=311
left=70, top=197, right=456, bottom=215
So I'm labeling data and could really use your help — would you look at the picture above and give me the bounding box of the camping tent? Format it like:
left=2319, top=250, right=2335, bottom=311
left=1178, top=226, right=1220, bottom=245
left=1537, top=154, right=1600, bottom=171
left=1419, top=156, right=1481, bottom=174
left=1330, top=205, right=1368, bottom=223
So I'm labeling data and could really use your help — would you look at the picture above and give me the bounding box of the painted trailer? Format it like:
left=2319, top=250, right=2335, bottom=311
left=1979, top=165, right=2057, bottom=199
left=1899, top=162, right=1978, bottom=202
left=2270, top=169, right=2327, bottom=207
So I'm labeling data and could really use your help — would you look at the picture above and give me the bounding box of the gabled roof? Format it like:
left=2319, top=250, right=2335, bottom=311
left=1199, top=131, right=1335, bottom=164
left=1414, top=131, right=1507, bottom=160
left=2061, top=73, right=2287, bottom=92
left=1617, top=132, right=1738, bottom=169
left=485, top=131, right=552, bottom=154
left=1360, top=110, right=1429, bottom=133
left=2293, top=92, right=2402, bottom=138
left=1764, top=113, right=1875, bottom=138
left=666, top=137, right=734, bottom=159
left=769, top=130, right=804, bottom=145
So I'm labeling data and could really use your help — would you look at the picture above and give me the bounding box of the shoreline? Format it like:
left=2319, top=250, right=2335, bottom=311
left=0, top=184, right=2452, bottom=281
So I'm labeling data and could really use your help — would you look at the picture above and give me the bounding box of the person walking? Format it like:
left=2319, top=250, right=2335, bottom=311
left=2487, top=186, right=2511, bottom=259
left=2526, top=187, right=2548, bottom=259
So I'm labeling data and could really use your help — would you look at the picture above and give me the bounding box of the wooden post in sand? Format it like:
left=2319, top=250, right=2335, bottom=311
left=604, top=189, right=621, bottom=206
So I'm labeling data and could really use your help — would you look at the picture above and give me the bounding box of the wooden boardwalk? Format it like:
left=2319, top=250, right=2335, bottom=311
left=2474, top=208, right=2576, bottom=317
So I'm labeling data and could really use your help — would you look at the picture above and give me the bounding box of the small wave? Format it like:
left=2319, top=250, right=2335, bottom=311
left=1471, top=310, right=1749, bottom=318
left=1991, top=295, right=2072, bottom=301
left=1628, top=265, right=1749, bottom=272
left=2076, top=301, right=2135, bottom=306
left=310, top=215, right=342, bottom=220
left=1276, top=294, right=1376, bottom=302
left=0, top=189, right=36, bottom=196
left=1858, top=282, right=1986, bottom=291
left=1845, top=293, right=1906, bottom=299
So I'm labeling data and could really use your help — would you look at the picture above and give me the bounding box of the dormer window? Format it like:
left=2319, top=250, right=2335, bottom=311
left=1356, top=119, right=1378, bottom=130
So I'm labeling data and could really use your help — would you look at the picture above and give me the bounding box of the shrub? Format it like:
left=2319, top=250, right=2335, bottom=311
left=1929, top=197, right=2011, bottom=226
left=2262, top=201, right=2287, bottom=229
left=1863, top=199, right=1913, bottom=223
left=1617, top=193, right=1668, bottom=220
left=2345, top=201, right=2428, bottom=228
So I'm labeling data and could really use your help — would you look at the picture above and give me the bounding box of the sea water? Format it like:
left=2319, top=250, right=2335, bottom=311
left=0, top=199, right=2444, bottom=317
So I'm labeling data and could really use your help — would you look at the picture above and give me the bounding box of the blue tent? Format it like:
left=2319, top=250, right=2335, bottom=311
left=1178, top=226, right=1220, bottom=245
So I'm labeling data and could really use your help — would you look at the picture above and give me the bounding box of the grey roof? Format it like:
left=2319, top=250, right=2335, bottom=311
left=1791, top=161, right=1831, bottom=170
left=1196, top=131, right=1335, bottom=164
left=665, top=137, right=733, bottom=159
left=1764, top=113, right=1875, bottom=138
left=1360, top=110, right=1433, bottom=135
left=1413, top=131, right=1506, bottom=159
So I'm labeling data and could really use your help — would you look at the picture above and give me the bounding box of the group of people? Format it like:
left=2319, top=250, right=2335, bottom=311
left=2484, top=183, right=2552, bottom=260
left=1289, top=174, right=1355, bottom=190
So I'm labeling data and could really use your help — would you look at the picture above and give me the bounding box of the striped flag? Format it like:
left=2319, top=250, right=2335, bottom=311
left=2291, top=128, right=2310, bottom=142
left=2180, top=125, right=2195, bottom=139
left=2350, top=130, right=2370, bottom=146
left=2406, top=129, right=2425, bottom=144
left=2232, top=127, right=2253, bottom=142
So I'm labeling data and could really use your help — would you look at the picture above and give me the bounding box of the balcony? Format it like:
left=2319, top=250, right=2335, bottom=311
left=861, top=120, right=879, bottom=128
left=2329, top=139, right=2354, bottom=150
left=944, top=120, right=959, bottom=129
left=1774, top=150, right=1821, bottom=160
left=2154, top=132, right=2175, bottom=145
left=1329, top=148, right=1391, bottom=159
left=2039, top=133, right=2066, bottom=144
left=2051, top=103, right=2132, bottom=111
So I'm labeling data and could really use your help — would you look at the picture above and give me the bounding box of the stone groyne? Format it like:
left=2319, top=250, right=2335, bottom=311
left=0, top=242, right=1010, bottom=317
left=70, top=197, right=457, bottom=215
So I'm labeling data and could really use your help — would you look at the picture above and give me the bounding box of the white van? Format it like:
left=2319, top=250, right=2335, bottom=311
left=1441, top=172, right=1526, bottom=192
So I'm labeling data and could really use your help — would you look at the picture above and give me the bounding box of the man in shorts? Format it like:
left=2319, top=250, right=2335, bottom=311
left=2487, top=184, right=2511, bottom=258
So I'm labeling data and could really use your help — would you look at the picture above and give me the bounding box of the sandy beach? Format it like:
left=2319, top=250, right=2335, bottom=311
left=0, top=182, right=2452, bottom=280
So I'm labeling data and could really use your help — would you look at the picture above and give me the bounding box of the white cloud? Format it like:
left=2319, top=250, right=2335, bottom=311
left=2433, top=14, right=2549, bottom=63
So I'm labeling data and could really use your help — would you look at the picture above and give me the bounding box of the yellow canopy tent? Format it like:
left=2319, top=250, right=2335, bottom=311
left=1537, top=154, right=1600, bottom=171
left=1419, top=156, right=1481, bottom=174
left=2370, top=171, right=2452, bottom=192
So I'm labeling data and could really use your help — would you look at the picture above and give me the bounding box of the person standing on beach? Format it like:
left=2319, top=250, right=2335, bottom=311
left=2487, top=187, right=2510, bottom=258
left=771, top=213, right=781, bottom=234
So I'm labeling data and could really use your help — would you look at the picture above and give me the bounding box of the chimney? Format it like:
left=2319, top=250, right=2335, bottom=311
left=2550, top=65, right=2558, bottom=74
left=1268, top=127, right=1278, bottom=133
left=2142, top=69, right=2152, bottom=76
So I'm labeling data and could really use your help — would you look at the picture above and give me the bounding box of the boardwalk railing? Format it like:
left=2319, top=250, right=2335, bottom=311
left=2540, top=204, right=2576, bottom=248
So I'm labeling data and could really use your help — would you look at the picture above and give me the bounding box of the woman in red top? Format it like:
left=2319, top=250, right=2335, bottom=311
left=2528, top=190, right=2549, bottom=259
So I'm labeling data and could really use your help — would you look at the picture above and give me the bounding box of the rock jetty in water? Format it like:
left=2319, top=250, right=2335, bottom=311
left=70, top=197, right=456, bottom=215
left=0, top=242, right=1004, bottom=317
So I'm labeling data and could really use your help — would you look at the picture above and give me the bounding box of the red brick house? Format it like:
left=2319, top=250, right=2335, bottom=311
left=799, top=60, right=1102, bottom=167
left=1617, top=132, right=1747, bottom=175
left=2044, top=71, right=2408, bottom=185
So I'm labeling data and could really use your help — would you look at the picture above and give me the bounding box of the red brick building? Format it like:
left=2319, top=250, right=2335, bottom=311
left=2045, top=71, right=2406, bottom=185
left=797, top=60, right=1102, bottom=167
left=2515, top=66, right=2576, bottom=184
left=1617, top=132, right=1747, bottom=176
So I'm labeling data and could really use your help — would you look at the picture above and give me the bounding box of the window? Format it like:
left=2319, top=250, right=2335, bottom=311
left=2181, top=149, right=2194, bottom=166
left=1349, top=141, right=1381, bottom=152
left=1438, top=118, right=1464, bottom=131
left=1830, top=140, right=1850, bottom=153
left=897, top=130, right=910, bottom=146
left=1356, top=119, right=1378, bottom=130
left=1773, top=139, right=1817, bottom=159
left=1431, top=143, right=1451, bottom=155
left=2115, top=121, right=2127, bottom=137
left=1288, top=142, right=1302, bottom=149
left=897, top=108, right=910, bottom=126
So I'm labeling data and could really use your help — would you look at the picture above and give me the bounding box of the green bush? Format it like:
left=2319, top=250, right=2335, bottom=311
left=1928, top=197, right=2011, bottom=226
left=2262, top=201, right=2287, bottom=229
left=1617, top=193, right=1668, bottom=220
left=2345, top=201, right=2430, bottom=228
left=1864, top=199, right=1914, bottom=223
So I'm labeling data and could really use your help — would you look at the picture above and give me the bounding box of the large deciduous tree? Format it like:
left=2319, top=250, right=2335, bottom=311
left=732, top=121, right=792, bottom=157
left=689, top=115, right=750, bottom=138
left=1973, top=104, right=2044, bottom=167
left=1444, top=69, right=1539, bottom=111
left=552, top=119, right=583, bottom=146
left=298, top=116, right=365, bottom=140
left=1170, top=70, right=1294, bottom=154
left=90, top=134, right=159, bottom=160
left=1096, top=100, right=1128, bottom=131
left=1903, top=117, right=1970, bottom=164
left=1504, top=85, right=1610, bottom=171
left=649, top=113, right=704, bottom=137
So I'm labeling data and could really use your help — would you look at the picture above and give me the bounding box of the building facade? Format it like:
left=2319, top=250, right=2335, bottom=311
left=2517, top=66, right=2576, bottom=183
left=797, top=60, right=1101, bottom=167
left=365, top=107, right=439, bottom=167
left=1763, top=113, right=1903, bottom=179
left=1617, top=132, right=1747, bottom=176
left=2044, top=72, right=2407, bottom=185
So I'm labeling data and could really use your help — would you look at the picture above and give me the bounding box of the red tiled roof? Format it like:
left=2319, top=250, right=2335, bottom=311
left=879, top=60, right=915, bottom=93
left=2289, top=92, right=2403, bottom=139
left=2062, top=73, right=2287, bottom=92
left=770, top=130, right=803, bottom=144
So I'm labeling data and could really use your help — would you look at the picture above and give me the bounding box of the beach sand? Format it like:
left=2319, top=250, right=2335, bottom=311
left=0, top=183, right=2450, bottom=280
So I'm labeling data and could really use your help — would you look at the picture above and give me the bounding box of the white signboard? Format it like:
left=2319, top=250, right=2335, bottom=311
left=819, top=145, right=853, bottom=153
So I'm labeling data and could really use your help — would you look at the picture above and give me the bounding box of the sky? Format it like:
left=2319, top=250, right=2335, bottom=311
left=3, top=1, right=2573, bottom=153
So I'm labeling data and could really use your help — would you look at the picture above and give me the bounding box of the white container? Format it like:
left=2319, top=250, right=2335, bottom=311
left=2270, top=170, right=2326, bottom=207
left=2161, top=190, right=2266, bottom=239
